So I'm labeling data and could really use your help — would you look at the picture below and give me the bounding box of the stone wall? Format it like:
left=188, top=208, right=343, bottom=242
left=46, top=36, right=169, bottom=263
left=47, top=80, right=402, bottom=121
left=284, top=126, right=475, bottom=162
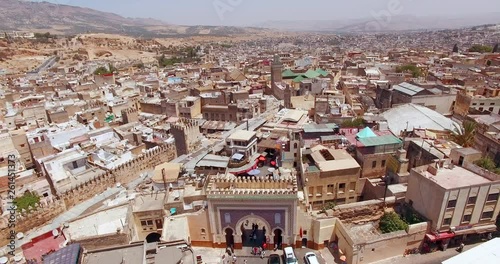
left=0, top=144, right=177, bottom=247
left=70, top=233, right=129, bottom=251
left=61, top=144, right=177, bottom=208
left=327, top=197, right=396, bottom=224
left=0, top=198, right=66, bottom=246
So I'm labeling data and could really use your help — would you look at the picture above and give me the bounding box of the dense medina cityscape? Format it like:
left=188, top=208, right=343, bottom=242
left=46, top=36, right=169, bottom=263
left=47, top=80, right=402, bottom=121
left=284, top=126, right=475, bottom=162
left=1, top=8, right=500, bottom=264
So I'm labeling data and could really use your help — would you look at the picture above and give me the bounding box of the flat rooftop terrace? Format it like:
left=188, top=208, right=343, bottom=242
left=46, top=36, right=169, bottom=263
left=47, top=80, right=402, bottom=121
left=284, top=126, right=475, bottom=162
left=420, top=166, right=492, bottom=189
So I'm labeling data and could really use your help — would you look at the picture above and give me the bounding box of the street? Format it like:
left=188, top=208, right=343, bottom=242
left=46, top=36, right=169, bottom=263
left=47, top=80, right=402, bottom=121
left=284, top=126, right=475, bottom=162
left=194, top=247, right=330, bottom=264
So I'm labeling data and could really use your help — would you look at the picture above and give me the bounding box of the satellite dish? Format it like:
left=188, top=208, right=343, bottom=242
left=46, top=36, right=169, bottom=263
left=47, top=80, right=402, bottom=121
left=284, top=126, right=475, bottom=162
left=13, top=255, right=22, bottom=262
left=0, top=257, right=8, bottom=264
left=16, top=233, right=24, bottom=239
left=52, top=229, right=59, bottom=237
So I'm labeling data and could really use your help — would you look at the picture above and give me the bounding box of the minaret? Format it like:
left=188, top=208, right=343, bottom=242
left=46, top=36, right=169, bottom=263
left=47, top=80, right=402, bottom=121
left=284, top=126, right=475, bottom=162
left=284, top=84, right=292, bottom=109
left=271, top=54, right=283, bottom=95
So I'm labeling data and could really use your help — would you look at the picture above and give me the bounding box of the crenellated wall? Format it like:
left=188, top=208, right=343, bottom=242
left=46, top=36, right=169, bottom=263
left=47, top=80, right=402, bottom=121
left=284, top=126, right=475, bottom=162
left=0, top=198, right=66, bottom=247
left=0, top=144, right=177, bottom=247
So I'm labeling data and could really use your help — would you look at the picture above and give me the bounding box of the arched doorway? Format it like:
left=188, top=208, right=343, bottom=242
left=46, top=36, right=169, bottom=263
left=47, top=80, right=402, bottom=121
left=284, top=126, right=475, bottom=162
left=236, top=215, right=272, bottom=248
left=301, top=238, right=308, bottom=248
left=145, top=232, right=161, bottom=243
left=273, top=229, right=283, bottom=250
left=225, top=228, right=234, bottom=248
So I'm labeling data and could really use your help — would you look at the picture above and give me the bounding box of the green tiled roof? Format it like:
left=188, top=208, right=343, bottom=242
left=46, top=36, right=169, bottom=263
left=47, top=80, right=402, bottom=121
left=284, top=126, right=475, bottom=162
left=304, top=69, right=321, bottom=79
left=358, top=135, right=402, bottom=147
left=282, top=69, right=300, bottom=77
left=293, top=75, right=305, bottom=83
left=316, top=68, right=329, bottom=77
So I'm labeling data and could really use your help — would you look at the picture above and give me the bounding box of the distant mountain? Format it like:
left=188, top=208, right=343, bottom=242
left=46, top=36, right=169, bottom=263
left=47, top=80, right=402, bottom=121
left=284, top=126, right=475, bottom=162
left=258, top=13, right=500, bottom=33
left=0, top=0, right=268, bottom=36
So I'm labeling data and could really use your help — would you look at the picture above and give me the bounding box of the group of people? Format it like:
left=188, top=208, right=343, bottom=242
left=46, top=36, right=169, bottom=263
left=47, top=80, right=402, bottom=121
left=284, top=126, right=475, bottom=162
left=249, top=223, right=266, bottom=241
left=251, top=242, right=268, bottom=258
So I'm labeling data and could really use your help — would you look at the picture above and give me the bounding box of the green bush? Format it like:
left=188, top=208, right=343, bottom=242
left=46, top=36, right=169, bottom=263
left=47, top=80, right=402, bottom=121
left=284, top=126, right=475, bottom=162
left=396, top=64, right=422, bottom=78
left=14, top=191, right=40, bottom=212
left=474, top=157, right=500, bottom=174
left=468, top=45, right=493, bottom=53
left=379, top=212, right=408, bottom=234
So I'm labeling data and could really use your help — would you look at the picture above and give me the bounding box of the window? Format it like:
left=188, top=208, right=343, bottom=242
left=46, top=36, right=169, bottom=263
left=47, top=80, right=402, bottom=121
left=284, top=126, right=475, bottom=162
left=489, top=107, right=494, bottom=112
left=308, top=186, right=314, bottom=197
left=201, top=228, right=206, bottom=235
left=479, top=107, right=484, bottom=111
left=20, top=144, right=25, bottom=148
left=381, top=160, right=386, bottom=167
left=487, top=193, right=499, bottom=201
left=462, top=214, right=472, bottom=222
left=481, top=211, right=494, bottom=219
left=480, top=103, right=485, bottom=106
left=339, top=183, right=346, bottom=190
left=147, top=220, right=153, bottom=226
left=316, top=186, right=322, bottom=196
left=327, top=184, right=334, bottom=194
left=443, top=217, right=452, bottom=226
left=224, top=213, right=231, bottom=224
left=447, top=200, right=457, bottom=208
left=275, top=213, right=281, bottom=224
left=372, top=161, right=377, bottom=168
left=349, top=182, right=356, bottom=191
left=490, top=103, right=495, bottom=105
left=467, top=196, right=477, bottom=204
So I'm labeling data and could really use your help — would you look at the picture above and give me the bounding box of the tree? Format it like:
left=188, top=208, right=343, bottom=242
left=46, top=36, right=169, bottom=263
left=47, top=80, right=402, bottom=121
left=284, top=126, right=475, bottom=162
left=379, top=212, right=408, bottom=234
left=468, top=45, right=493, bottom=53
left=450, top=121, right=477, bottom=147
left=14, top=191, right=40, bottom=212
left=341, top=118, right=364, bottom=128
left=395, top=64, right=422, bottom=78
left=452, top=44, right=459, bottom=53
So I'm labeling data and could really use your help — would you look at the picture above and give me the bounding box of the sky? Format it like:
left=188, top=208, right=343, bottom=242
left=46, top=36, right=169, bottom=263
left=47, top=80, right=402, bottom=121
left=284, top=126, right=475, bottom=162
left=46, top=0, right=500, bottom=26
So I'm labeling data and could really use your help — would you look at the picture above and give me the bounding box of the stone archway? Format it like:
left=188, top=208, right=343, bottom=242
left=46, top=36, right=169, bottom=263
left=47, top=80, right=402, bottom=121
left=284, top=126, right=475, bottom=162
left=145, top=232, right=161, bottom=243
left=273, top=228, right=283, bottom=250
left=235, top=214, right=272, bottom=248
left=224, top=227, right=235, bottom=248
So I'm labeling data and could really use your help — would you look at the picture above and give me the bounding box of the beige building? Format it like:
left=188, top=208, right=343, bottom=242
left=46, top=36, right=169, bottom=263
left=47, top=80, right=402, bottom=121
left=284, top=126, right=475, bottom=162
left=129, top=193, right=166, bottom=242
left=406, top=157, right=500, bottom=239
left=225, top=130, right=258, bottom=158
left=454, top=90, right=500, bottom=117
left=301, top=146, right=362, bottom=208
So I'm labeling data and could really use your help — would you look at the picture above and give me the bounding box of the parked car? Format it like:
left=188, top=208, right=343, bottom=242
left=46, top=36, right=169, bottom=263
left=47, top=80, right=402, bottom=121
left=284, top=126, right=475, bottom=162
left=268, top=254, right=282, bottom=264
left=283, top=247, right=298, bottom=264
left=304, top=252, right=320, bottom=264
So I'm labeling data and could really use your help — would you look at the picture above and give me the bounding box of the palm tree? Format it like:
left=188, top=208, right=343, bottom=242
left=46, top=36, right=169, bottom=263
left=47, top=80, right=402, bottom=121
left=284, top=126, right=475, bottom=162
left=450, top=121, right=477, bottom=147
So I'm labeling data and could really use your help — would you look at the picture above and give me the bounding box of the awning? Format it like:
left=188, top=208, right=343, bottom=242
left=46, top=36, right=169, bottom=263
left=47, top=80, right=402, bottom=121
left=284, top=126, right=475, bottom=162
left=231, top=153, right=244, bottom=160
left=453, top=224, right=497, bottom=236
left=426, top=232, right=455, bottom=242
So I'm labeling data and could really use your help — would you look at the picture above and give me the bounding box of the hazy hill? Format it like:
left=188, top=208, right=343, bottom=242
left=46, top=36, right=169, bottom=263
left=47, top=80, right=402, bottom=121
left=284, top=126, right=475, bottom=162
left=259, top=13, right=500, bottom=33
left=0, top=0, right=268, bottom=36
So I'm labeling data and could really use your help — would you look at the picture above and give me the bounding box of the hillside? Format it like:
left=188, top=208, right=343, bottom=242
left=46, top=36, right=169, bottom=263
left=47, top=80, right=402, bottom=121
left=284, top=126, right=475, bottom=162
left=259, top=13, right=500, bottom=33
left=0, top=0, right=268, bottom=36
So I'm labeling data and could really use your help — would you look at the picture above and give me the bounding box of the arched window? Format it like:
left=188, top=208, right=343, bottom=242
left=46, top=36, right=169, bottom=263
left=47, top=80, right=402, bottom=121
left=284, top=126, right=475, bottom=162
left=294, top=143, right=298, bottom=149
left=275, top=213, right=281, bottom=224
left=224, top=213, right=231, bottom=224
left=201, top=228, right=206, bottom=235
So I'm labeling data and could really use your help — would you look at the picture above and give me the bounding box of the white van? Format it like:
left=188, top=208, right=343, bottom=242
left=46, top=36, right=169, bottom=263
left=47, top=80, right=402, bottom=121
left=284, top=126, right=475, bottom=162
left=283, top=247, right=298, bottom=264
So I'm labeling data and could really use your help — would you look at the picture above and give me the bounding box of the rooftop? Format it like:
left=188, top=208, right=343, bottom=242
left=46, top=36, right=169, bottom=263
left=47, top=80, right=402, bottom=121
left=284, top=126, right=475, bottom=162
left=132, top=193, right=165, bottom=213
left=152, top=162, right=182, bottom=184
left=228, top=130, right=256, bottom=141
left=416, top=165, right=492, bottom=189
